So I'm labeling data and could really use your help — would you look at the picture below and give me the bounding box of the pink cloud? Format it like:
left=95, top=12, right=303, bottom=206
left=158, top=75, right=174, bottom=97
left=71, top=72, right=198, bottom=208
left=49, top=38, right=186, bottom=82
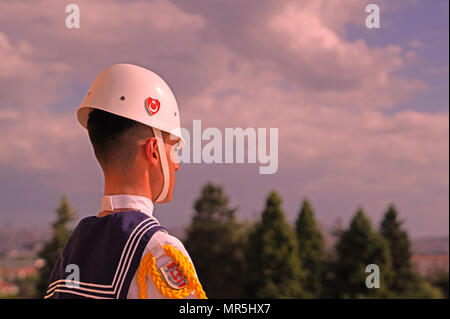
left=0, top=110, right=85, bottom=171
left=0, top=32, right=70, bottom=110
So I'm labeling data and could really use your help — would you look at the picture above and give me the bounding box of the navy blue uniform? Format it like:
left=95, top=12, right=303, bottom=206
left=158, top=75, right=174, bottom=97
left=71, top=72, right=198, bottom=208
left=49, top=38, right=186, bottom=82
left=45, top=210, right=164, bottom=299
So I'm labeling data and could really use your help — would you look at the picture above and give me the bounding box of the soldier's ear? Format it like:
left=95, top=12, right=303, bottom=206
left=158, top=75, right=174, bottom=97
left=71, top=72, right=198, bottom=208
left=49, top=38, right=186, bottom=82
left=145, top=137, right=159, bottom=167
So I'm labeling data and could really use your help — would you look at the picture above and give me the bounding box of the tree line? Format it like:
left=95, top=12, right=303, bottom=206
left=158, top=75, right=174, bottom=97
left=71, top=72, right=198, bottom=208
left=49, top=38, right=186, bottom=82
left=184, top=183, right=448, bottom=299
left=17, top=184, right=449, bottom=298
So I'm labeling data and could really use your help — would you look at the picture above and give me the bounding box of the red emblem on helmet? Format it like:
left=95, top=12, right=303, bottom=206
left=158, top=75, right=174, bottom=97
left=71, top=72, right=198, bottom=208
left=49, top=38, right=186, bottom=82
left=145, top=97, right=160, bottom=115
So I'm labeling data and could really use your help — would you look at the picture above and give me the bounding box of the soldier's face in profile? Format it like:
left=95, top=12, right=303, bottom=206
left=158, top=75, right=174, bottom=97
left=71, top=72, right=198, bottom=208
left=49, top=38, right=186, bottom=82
left=159, top=136, right=180, bottom=203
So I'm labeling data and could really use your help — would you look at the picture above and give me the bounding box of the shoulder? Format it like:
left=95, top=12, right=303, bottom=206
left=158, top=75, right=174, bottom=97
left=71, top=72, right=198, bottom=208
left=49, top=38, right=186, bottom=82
left=135, top=229, right=206, bottom=299
left=145, top=230, right=194, bottom=269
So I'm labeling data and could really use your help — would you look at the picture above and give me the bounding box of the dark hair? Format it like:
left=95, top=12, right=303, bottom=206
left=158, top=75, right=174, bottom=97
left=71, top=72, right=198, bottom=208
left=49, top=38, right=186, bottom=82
left=87, top=109, right=153, bottom=174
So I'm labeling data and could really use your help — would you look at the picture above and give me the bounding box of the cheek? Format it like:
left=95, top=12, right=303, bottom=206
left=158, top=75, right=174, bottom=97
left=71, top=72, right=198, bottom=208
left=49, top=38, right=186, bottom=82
left=167, top=146, right=179, bottom=166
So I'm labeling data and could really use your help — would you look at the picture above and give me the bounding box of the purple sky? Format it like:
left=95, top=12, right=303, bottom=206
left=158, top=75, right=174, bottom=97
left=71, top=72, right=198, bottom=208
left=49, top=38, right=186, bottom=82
left=0, top=0, right=448, bottom=237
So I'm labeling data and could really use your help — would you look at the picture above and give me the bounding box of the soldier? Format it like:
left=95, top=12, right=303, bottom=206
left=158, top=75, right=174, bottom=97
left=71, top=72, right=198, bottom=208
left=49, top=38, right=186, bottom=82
left=45, top=64, right=206, bottom=299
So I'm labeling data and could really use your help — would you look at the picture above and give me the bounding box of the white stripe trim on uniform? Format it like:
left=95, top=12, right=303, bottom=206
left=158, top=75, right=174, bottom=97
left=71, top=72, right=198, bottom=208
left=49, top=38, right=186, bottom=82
left=47, top=289, right=114, bottom=299
left=116, top=218, right=163, bottom=297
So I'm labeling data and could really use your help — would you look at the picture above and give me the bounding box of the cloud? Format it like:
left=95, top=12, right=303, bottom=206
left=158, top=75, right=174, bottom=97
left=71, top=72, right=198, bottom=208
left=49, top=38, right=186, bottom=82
left=0, top=109, right=84, bottom=172
left=409, top=39, right=425, bottom=49
left=0, top=31, right=70, bottom=110
left=171, top=0, right=427, bottom=109
left=266, top=1, right=427, bottom=107
left=180, top=63, right=448, bottom=198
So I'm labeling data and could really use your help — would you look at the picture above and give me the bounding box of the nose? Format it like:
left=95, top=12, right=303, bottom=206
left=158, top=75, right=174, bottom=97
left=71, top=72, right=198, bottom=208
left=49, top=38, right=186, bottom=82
left=171, top=147, right=181, bottom=171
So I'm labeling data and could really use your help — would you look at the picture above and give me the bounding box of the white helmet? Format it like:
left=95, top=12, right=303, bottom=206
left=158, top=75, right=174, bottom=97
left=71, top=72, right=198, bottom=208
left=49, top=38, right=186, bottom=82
left=77, top=63, right=184, bottom=203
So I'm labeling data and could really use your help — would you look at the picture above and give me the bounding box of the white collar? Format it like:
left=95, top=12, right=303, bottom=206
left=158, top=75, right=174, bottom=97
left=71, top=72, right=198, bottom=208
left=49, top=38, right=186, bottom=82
left=101, top=194, right=154, bottom=218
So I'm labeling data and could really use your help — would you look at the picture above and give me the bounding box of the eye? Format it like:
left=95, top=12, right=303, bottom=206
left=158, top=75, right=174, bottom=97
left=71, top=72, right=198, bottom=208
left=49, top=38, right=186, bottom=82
left=173, top=141, right=182, bottom=151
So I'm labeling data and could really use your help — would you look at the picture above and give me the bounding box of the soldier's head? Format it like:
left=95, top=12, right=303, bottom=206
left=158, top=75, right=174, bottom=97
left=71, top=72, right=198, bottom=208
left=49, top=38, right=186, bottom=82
left=87, top=108, right=180, bottom=203
left=77, top=64, right=185, bottom=204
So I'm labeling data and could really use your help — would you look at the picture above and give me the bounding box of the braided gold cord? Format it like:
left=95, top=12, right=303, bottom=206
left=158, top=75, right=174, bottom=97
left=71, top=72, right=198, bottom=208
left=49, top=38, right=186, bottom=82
left=137, top=244, right=207, bottom=299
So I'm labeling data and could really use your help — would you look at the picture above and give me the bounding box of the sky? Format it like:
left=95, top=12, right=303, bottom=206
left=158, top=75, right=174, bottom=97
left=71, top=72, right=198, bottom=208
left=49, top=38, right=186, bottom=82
left=0, top=0, right=448, bottom=237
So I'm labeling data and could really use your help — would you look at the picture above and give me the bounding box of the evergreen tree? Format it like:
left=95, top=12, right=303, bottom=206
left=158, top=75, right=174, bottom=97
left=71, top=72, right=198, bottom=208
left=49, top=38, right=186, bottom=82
left=428, top=271, right=449, bottom=299
left=380, top=204, right=443, bottom=298
left=332, top=207, right=391, bottom=298
left=398, top=273, right=444, bottom=299
left=36, top=195, right=76, bottom=298
left=184, top=183, right=247, bottom=298
left=295, top=199, right=325, bottom=297
left=245, top=191, right=306, bottom=298
left=16, top=274, right=39, bottom=299
left=379, top=204, right=413, bottom=294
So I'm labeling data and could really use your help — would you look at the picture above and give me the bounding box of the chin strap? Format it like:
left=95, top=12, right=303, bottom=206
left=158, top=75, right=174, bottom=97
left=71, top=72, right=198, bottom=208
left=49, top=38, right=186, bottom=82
left=153, top=128, right=170, bottom=203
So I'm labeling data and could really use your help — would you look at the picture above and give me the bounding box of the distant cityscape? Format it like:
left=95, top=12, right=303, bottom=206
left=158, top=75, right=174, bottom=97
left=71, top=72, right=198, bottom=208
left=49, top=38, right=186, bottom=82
left=0, top=226, right=448, bottom=298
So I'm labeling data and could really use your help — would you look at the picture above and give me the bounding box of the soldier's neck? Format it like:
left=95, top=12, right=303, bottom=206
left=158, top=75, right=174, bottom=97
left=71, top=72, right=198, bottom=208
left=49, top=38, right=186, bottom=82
left=103, top=171, right=153, bottom=201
